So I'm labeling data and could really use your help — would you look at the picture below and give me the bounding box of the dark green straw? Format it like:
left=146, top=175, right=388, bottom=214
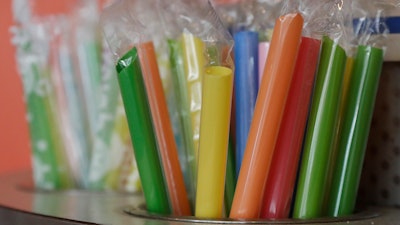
left=327, top=45, right=384, bottom=217
left=224, top=137, right=236, bottom=215
left=293, top=36, right=347, bottom=219
left=116, top=47, right=170, bottom=215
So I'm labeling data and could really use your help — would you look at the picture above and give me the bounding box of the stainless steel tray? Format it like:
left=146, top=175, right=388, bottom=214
left=1, top=170, right=399, bottom=225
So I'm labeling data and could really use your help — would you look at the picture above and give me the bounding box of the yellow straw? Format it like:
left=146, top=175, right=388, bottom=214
left=195, top=66, right=233, bottom=218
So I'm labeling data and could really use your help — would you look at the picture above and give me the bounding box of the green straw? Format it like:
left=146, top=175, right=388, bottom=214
left=26, top=64, right=72, bottom=190
left=116, top=46, right=170, bottom=215
left=293, top=36, right=347, bottom=219
left=168, top=39, right=196, bottom=208
left=224, top=137, right=236, bottom=216
left=327, top=45, right=384, bottom=217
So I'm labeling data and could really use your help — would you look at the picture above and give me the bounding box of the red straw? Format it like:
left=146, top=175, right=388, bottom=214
left=229, top=13, right=303, bottom=219
left=261, top=37, right=321, bottom=219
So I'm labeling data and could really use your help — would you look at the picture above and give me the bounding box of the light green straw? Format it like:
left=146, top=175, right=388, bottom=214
left=168, top=39, right=196, bottom=208
left=24, top=63, right=73, bottom=190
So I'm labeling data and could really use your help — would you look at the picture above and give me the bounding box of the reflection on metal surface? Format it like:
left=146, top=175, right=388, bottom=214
left=4, top=171, right=400, bottom=225
left=123, top=205, right=379, bottom=224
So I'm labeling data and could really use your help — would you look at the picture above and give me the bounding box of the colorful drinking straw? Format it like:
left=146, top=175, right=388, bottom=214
left=181, top=33, right=206, bottom=164
left=195, top=66, right=233, bottom=218
left=224, top=138, right=236, bottom=216
left=258, top=42, right=270, bottom=84
left=137, top=41, right=191, bottom=216
left=168, top=39, right=197, bottom=207
left=321, top=57, right=355, bottom=209
left=293, top=36, right=347, bottom=219
left=233, top=31, right=259, bottom=178
left=327, top=45, right=384, bottom=217
left=116, top=47, right=170, bottom=215
left=26, top=64, right=73, bottom=190
left=58, top=41, right=92, bottom=189
left=76, top=40, right=102, bottom=144
left=230, top=13, right=304, bottom=219
left=261, top=37, right=321, bottom=219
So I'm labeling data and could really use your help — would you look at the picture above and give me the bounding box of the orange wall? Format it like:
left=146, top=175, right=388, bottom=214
left=0, top=0, right=30, bottom=174
left=0, top=0, right=79, bottom=174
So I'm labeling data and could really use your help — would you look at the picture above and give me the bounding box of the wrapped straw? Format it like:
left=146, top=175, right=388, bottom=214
left=327, top=0, right=388, bottom=217
left=12, top=0, right=74, bottom=190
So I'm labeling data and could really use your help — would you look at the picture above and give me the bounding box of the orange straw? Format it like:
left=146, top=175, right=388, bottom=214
left=137, top=42, right=191, bottom=216
left=229, top=13, right=303, bottom=219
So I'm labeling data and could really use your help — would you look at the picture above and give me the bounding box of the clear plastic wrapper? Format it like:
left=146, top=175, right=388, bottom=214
left=287, top=0, right=394, bottom=220
left=103, top=0, right=187, bottom=215
left=351, top=0, right=389, bottom=49
left=12, top=0, right=140, bottom=192
left=12, top=0, right=74, bottom=190
left=260, top=0, right=358, bottom=219
left=157, top=0, right=234, bottom=214
left=101, top=0, right=234, bottom=216
left=229, top=1, right=284, bottom=177
left=212, top=0, right=285, bottom=40
left=327, top=0, right=389, bottom=217
left=51, top=18, right=92, bottom=189
left=238, top=0, right=285, bottom=39
left=210, top=0, right=243, bottom=34
left=230, top=11, right=304, bottom=219
left=290, top=0, right=353, bottom=219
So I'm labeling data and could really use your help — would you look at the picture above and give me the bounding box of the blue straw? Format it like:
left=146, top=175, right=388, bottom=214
left=233, top=31, right=259, bottom=177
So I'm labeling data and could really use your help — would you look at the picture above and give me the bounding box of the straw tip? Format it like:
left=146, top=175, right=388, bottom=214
left=279, top=12, right=304, bottom=24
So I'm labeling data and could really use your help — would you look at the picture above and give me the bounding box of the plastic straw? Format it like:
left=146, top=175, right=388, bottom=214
left=340, top=58, right=355, bottom=110
left=261, top=37, right=321, bottom=219
left=88, top=71, right=121, bottom=190
left=76, top=41, right=102, bottom=139
left=168, top=39, right=196, bottom=207
left=321, top=57, right=354, bottom=208
left=327, top=45, right=384, bottom=217
left=58, top=43, right=92, bottom=189
left=233, top=31, right=259, bottom=178
left=230, top=13, right=304, bottom=219
left=292, top=36, right=347, bottom=219
left=26, top=64, right=73, bottom=190
left=195, top=66, right=233, bottom=218
left=258, top=42, right=270, bottom=84
left=110, top=100, right=141, bottom=193
left=89, top=37, right=133, bottom=190
left=137, top=41, right=191, bottom=216
left=182, top=33, right=206, bottom=163
left=116, top=47, right=170, bottom=215
left=50, top=40, right=78, bottom=185
left=224, top=137, right=236, bottom=216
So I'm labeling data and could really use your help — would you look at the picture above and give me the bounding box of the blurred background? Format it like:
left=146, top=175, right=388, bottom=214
left=0, top=0, right=77, bottom=174
left=0, top=0, right=109, bottom=174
